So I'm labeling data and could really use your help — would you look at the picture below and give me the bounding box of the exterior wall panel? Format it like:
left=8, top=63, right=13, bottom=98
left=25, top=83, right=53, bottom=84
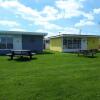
left=22, top=35, right=44, bottom=53
left=50, top=37, right=62, bottom=52
left=87, top=37, right=99, bottom=49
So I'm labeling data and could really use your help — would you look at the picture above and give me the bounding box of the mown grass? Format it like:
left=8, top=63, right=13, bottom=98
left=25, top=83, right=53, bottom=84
left=0, top=51, right=100, bottom=100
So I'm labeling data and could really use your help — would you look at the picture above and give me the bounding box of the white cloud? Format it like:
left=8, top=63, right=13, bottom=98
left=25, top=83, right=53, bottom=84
left=0, top=1, right=40, bottom=21
left=34, top=20, right=62, bottom=30
left=36, top=29, right=53, bottom=37
left=79, top=0, right=86, bottom=2
left=55, top=0, right=84, bottom=19
left=0, top=20, right=20, bottom=27
left=5, top=0, right=85, bottom=22
left=34, top=0, right=41, bottom=3
left=36, top=27, right=80, bottom=37
left=0, top=0, right=18, bottom=2
left=0, top=0, right=19, bottom=8
left=60, top=27, right=80, bottom=35
left=93, top=8, right=100, bottom=14
left=41, top=6, right=59, bottom=21
left=0, top=0, right=96, bottom=36
left=9, top=28, right=26, bottom=31
left=56, top=0, right=83, bottom=10
left=0, top=19, right=26, bottom=31
left=82, top=12, right=94, bottom=20
left=0, top=0, right=63, bottom=32
left=0, top=0, right=60, bottom=22
left=75, top=19, right=95, bottom=27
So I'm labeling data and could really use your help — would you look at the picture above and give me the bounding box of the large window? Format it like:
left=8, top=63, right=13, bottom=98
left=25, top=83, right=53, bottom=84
left=0, top=37, right=13, bottom=49
left=63, top=38, right=81, bottom=49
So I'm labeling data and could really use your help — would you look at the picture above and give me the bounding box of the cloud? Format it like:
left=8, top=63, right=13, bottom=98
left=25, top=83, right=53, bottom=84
left=55, top=0, right=84, bottom=19
left=0, top=0, right=86, bottom=25
left=60, top=27, right=80, bottom=35
left=0, top=0, right=19, bottom=8
left=36, top=29, right=54, bottom=37
left=0, top=0, right=96, bottom=36
left=36, top=27, right=80, bottom=37
left=56, top=0, right=83, bottom=10
left=79, top=0, right=86, bottom=2
left=40, top=6, right=59, bottom=21
left=0, top=0, right=63, bottom=30
left=75, top=19, right=95, bottom=27
left=9, top=28, right=26, bottom=31
left=93, top=8, right=100, bottom=14
left=34, top=0, right=41, bottom=3
left=82, top=12, right=94, bottom=20
left=0, top=19, right=26, bottom=31
left=34, top=20, right=63, bottom=30
left=0, top=20, right=20, bottom=27
left=0, top=0, right=18, bottom=1
left=0, top=1, right=40, bottom=21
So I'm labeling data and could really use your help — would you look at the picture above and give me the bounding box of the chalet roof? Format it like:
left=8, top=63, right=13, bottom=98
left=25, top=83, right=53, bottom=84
left=0, top=30, right=47, bottom=36
left=50, top=34, right=100, bottom=38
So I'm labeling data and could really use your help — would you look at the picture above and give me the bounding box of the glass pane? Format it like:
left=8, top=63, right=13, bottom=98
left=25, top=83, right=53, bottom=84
left=7, top=37, right=13, bottom=49
left=68, top=39, right=73, bottom=49
left=73, top=38, right=81, bottom=49
left=63, top=39, right=67, bottom=45
left=63, top=38, right=81, bottom=49
left=7, top=44, right=13, bottom=49
left=0, top=37, right=6, bottom=49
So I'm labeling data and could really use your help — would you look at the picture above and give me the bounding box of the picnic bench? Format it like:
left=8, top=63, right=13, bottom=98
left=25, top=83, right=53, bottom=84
left=78, top=49, right=98, bottom=57
left=6, top=50, right=36, bottom=60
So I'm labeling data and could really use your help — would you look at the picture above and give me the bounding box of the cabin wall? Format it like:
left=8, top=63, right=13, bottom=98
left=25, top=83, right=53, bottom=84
left=0, top=34, right=44, bottom=55
left=50, top=37, right=62, bottom=52
left=22, top=35, right=44, bottom=53
left=87, top=37, right=99, bottom=49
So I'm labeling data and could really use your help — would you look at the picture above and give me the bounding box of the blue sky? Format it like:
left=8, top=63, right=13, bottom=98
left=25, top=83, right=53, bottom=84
left=0, top=0, right=100, bottom=36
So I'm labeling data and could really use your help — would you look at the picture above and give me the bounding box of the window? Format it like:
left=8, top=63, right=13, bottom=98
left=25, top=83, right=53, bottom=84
left=7, top=37, right=13, bottom=49
left=0, top=37, right=6, bottom=49
left=63, top=38, right=81, bottom=49
left=73, top=39, right=81, bottom=49
left=0, top=37, right=13, bottom=49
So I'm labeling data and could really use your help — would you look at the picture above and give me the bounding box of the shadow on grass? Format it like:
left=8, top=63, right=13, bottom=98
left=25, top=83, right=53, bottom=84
left=37, top=51, right=54, bottom=55
left=8, top=57, right=37, bottom=62
left=87, top=56, right=97, bottom=58
left=77, top=55, right=97, bottom=58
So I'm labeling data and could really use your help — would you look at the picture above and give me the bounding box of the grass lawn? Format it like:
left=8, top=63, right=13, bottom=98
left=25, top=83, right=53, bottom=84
left=0, top=51, right=100, bottom=100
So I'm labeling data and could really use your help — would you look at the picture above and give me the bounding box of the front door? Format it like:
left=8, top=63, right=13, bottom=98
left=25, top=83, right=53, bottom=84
left=81, top=38, right=87, bottom=50
left=13, top=35, right=22, bottom=50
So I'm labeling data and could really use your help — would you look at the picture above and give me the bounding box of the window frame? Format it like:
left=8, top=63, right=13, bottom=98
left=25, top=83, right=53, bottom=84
left=0, top=36, right=13, bottom=49
left=63, top=37, right=81, bottom=49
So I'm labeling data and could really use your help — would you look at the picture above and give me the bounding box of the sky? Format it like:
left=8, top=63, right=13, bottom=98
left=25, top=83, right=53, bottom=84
left=0, top=0, right=100, bottom=37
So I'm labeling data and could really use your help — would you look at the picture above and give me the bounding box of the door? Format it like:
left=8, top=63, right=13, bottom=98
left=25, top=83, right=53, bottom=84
left=13, top=35, right=22, bottom=50
left=81, top=38, right=87, bottom=50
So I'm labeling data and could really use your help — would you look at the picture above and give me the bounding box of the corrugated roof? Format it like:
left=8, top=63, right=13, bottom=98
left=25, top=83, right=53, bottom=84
left=0, top=30, right=47, bottom=36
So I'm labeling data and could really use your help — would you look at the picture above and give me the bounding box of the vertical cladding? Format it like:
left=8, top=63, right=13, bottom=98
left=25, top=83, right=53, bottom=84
left=22, top=35, right=44, bottom=52
left=50, top=37, right=62, bottom=52
left=87, top=37, right=99, bottom=49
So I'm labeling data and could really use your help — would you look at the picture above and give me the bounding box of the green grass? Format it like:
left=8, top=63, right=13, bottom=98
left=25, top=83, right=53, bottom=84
left=0, top=51, right=100, bottom=100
